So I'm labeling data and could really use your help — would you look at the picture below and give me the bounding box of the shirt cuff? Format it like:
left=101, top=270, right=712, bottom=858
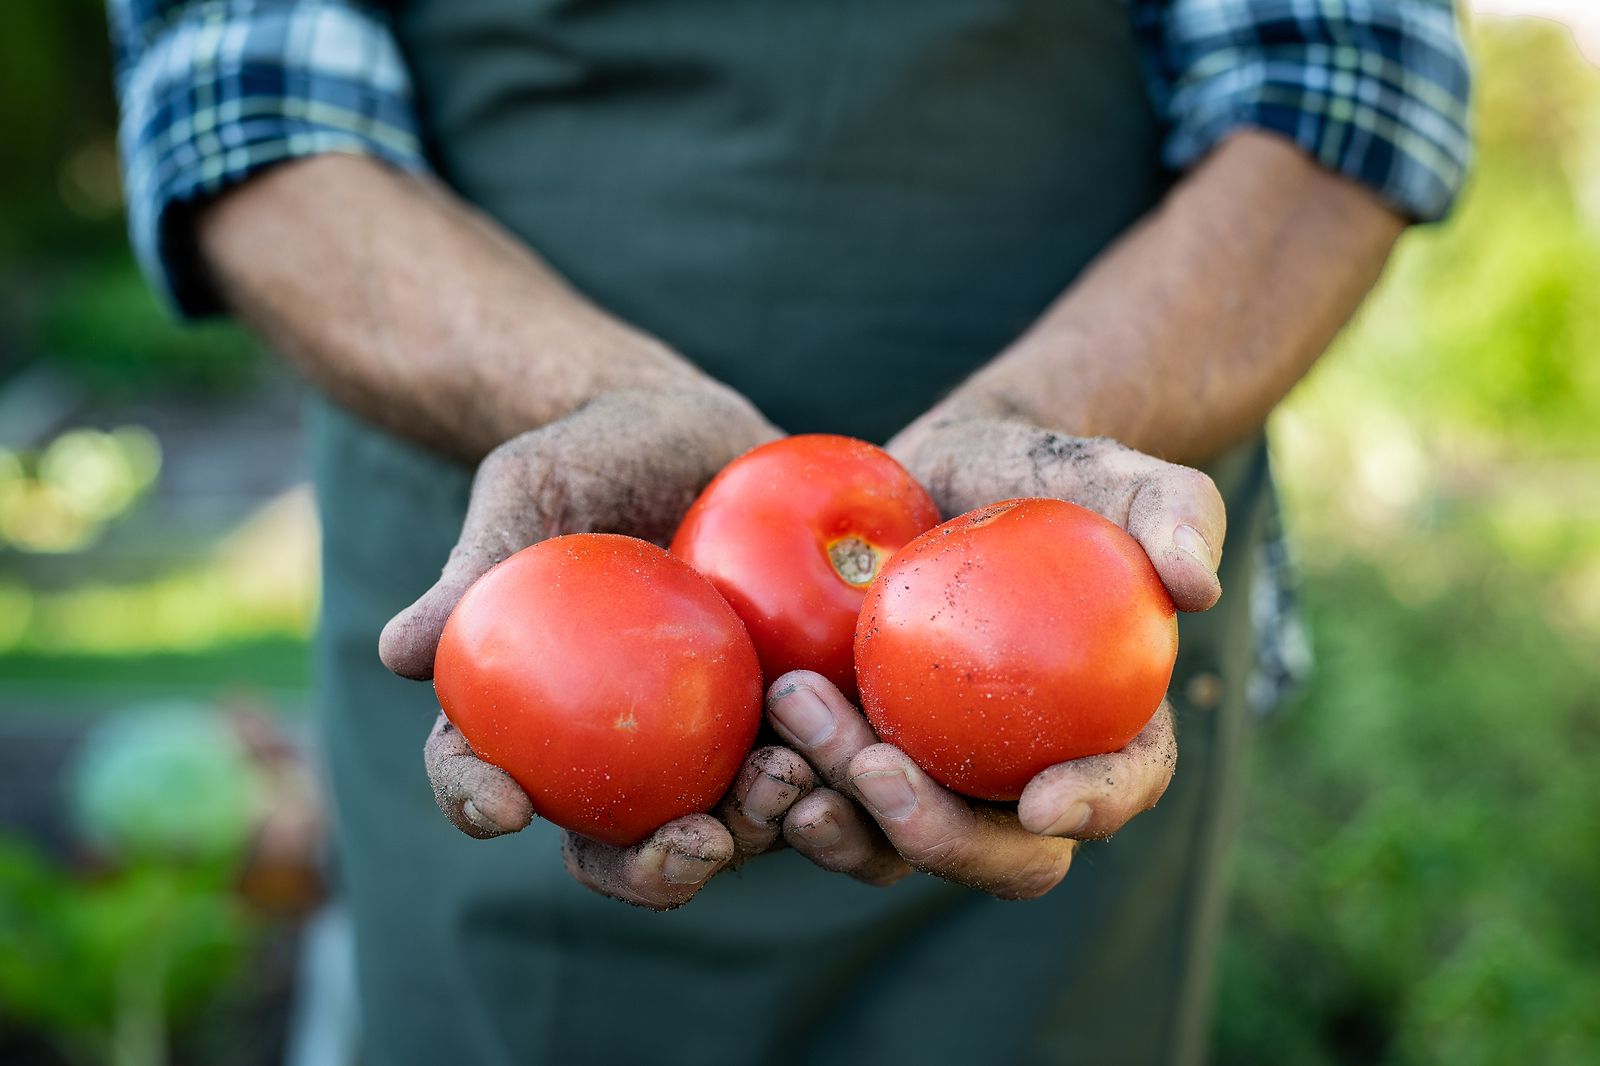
left=115, top=0, right=427, bottom=317
left=1150, top=1, right=1473, bottom=222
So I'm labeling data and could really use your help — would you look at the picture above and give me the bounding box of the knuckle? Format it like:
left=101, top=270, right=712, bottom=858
left=426, top=755, right=466, bottom=808
left=863, top=864, right=912, bottom=889
left=561, top=837, right=588, bottom=882
left=563, top=835, right=679, bottom=912
left=831, top=835, right=884, bottom=871
left=749, top=745, right=808, bottom=784
left=1142, top=770, right=1173, bottom=812
left=1089, top=795, right=1141, bottom=838
left=1174, top=465, right=1217, bottom=495
left=621, top=858, right=664, bottom=899
left=997, top=847, right=1074, bottom=900
left=730, top=816, right=777, bottom=855
left=849, top=848, right=912, bottom=887
left=749, top=744, right=788, bottom=768
left=1082, top=434, right=1129, bottom=460
left=473, top=443, right=524, bottom=486
left=448, top=808, right=493, bottom=840
left=561, top=833, right=609, bottom=892
left=899, top=830, right=974, bottom=874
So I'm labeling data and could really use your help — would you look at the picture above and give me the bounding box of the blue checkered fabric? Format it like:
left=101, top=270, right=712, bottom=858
left=108, top=0, right=1472, bottom=312
left=110, top=0, right=425, bottom=313
left=1133, top=0, right=1472, bottom=223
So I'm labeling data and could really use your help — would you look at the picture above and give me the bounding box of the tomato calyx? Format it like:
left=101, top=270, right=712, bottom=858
left=827, top=536, right=886, bottom=588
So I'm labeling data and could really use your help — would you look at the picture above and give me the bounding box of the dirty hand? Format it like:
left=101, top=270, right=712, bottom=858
left=380, top=385, right=814, bottom=909
left=760, top=416, right=1224, bottom=898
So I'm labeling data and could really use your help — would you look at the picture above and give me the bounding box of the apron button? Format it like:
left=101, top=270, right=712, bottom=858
left=1184, top=671, right=1223, bottom=711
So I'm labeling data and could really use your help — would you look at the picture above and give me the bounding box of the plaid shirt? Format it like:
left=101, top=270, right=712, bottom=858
left=107, top=0, right=1472, bottom=712
left=110, top=0, right=1471, bottom=314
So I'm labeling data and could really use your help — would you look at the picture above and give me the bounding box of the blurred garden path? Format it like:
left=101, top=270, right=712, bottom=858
left=0, top=365, right=317, bottom=851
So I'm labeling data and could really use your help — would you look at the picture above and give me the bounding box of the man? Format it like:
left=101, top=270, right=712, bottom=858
left=109, top=0, right=1470, bottom=1061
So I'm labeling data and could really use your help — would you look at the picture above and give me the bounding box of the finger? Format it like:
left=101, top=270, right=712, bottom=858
left=562, top=814, right=735, bottom=911
left=380, top=442, right=559, bottom=679
left=766, top=670, right=882, bottom=789
left=422, top=714, right=534, bottom=838
left=783, top=788, right=910, bottom=887
left=1119, top=455, right=1227, bottom=613
left=1022, top=435, right=1225, bottom=613
left=1016, top=702, right=1178, bottom=841
left=847, top=744, right=1077, bottom=900
left=898, top=424, right=1226, bottom=613
left=719, top=746, right=815, bottom=858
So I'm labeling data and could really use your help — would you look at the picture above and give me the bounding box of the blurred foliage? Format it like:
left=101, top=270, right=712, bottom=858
left=1218, top=15, right=1600, bottom=1064
left=0, top=1, right=259, bottom=396
left=38, top=265, right=261, bottom=397
left=70, top=706, right=268, bottom=867
left=0, top=1, right=120, bottom=261
left=1, top=9, right=307, bottom=1060
left=1297, top=18, right=1600, bottom=459
left=0, top=640, right=313, bottom=695
left=1, top=559, right=314, bottom=658
left=0, top=843, right=257, bottom=1066
left=0, top=428, right=161, bottom=554
left=1215, top=564, right=1600, bottom=1063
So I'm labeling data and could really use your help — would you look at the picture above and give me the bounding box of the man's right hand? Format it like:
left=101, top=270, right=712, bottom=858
left=378, top=385, right=778, bottom=679
left=198, top=155, right=807, bottom=908
left=378, top=384, right=804, bottom=909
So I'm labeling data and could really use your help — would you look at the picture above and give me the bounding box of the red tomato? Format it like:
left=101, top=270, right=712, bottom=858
left=854, top=498, right=1178, bottom=801
left=671, top=435, right=940, bottom=699
left=434, top=533, right=762, bottom=846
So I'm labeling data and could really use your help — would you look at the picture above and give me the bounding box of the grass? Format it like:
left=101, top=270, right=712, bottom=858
left=1217, top=554, right=1600, bottom=1063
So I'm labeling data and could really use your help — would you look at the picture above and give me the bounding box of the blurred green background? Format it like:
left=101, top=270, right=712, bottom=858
left=1, top=2, right=1597, bottom=1063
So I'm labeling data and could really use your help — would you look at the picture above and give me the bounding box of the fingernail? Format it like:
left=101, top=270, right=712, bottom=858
left=853, top=769, right=917, bottom=820
left=744, top=773, right=800, bottom=820
left=1041, top=801, right=1093, bottom=838
left=793, top=813, right=843, bottom=848
left=1173, top=524, right=1215, bottom=572
left=462, top=800, right=500, bottom=834
left=770, top=686, right=836, bottom=747
left=661, top=851, right=719, bottom=886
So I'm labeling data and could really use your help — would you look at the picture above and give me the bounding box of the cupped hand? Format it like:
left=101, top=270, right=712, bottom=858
left=379, top=384, right=816, bottom=909
left=759, top=415, right=1224, bottom=899
left=425, top=715, right=817, bottom=909
left=766, top=671, right=1176, bottom=898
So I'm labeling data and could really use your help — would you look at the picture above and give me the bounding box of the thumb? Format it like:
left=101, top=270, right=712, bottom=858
left=378, top=554, right=486, bottom=680
left=379, top=440, right=559, bottom=680
left=1123, top=465, right=1226, bottom=613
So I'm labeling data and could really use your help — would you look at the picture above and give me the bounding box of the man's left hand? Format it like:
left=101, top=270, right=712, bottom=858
left=768, top=672, right=1178, bottom=898
left=763, top=416, right=1225, bottom=898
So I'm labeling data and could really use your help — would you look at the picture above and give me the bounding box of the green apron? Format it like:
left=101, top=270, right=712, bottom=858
left=315, top=1, right=1269, bottom=1061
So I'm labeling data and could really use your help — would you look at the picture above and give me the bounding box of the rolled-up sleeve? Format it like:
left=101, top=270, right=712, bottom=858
left=1134, top=0, right=1473, bottom=222
left=109, top=0, right=427, bottom=315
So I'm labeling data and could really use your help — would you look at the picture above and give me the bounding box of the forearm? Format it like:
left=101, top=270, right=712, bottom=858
left=197, top=154, right=711, bottom=459
left=914, top=131, right=1407, bottom=466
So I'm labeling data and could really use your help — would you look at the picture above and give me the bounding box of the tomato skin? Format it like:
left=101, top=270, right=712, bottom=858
left=671, top=435, right=940, bottom=699
left=433, top=534, right=762, bottom=847
left=854, top=498, right=1178, bottom=802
